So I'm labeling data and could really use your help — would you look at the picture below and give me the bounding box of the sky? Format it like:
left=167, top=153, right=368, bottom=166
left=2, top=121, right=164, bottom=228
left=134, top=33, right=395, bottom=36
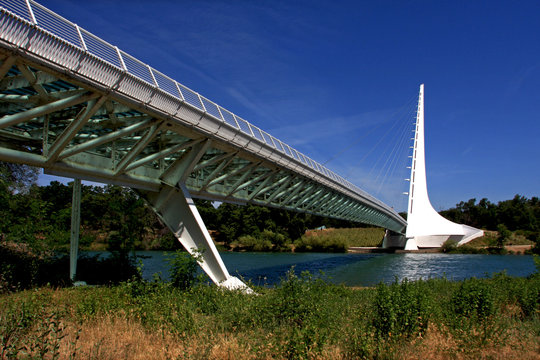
left=35, top=0, right=539, bottom=212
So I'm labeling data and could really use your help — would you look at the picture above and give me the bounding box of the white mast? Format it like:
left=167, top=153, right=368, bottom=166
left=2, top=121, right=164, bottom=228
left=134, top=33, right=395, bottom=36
left=405, top=84, right=483, bottom=249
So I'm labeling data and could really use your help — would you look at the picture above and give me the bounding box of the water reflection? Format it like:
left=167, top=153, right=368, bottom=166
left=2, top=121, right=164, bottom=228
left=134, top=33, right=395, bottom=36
left=328, top=253, right=536, bottom=286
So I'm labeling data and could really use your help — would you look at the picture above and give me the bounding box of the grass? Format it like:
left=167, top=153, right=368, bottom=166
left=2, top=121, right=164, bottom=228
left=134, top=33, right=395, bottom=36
left=1, top=268, right=539, bottom=359
left=295, top=227, right=385, bottom=252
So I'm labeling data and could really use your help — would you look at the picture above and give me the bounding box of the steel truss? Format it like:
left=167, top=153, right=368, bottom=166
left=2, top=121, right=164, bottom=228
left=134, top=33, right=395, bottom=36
left=0, top=2, right=406, bottom=288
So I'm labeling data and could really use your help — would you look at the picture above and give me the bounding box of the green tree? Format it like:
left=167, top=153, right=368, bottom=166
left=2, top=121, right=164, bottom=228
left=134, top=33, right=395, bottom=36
left=496, top=224, right=511, bottom=249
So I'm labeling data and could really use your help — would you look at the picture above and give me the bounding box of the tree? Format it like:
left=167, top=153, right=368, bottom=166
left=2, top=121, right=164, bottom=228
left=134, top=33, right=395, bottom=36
left=495, top=224, right=511, bottom=249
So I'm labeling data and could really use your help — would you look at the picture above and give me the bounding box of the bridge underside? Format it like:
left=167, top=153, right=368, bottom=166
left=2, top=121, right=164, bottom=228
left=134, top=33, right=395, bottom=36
left=0, top=51, right=401, bottom=226
left=0, top=4, right=406, bottom=287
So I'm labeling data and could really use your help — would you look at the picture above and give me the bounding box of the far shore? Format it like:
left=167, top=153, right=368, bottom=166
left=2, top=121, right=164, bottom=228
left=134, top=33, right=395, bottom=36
left=348, top=244, right=534, bottom=255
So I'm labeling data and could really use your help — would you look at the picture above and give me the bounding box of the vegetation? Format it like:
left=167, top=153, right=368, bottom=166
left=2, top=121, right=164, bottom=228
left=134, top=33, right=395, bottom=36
left=0, top=241, right=140, bottom=291
left=0, top=163, right=539, bottom=255
left=441, top=196, right=539, bottom=245
left=1, top=164, right=539, bottom=358
left=0, top=266, right=538, bottom=359
left=294, top=227, right=384, bottom=252
left=0, top=180, right=363, bottom=254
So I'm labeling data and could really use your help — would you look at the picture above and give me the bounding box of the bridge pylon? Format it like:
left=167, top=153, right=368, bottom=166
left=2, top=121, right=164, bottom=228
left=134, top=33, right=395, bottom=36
left=401, top=84, right=483, bottom=249
left=140, top=183, right=251, bottom=291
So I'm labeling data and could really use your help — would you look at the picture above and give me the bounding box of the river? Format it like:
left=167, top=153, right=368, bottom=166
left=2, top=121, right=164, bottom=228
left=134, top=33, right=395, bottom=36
left=132, top=251, right=537, bottom=287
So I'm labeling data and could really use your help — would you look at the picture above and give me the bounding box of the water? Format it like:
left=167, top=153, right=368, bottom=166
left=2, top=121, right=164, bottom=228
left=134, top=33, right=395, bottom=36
left=133, top=251, right=537, bottom=287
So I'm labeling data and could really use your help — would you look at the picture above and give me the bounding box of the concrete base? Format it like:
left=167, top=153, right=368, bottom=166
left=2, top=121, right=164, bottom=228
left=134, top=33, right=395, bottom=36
left=404, top=238, right=419, bottom=250
left=382, top=231, right=407, bottom=248
left=221, top=276, right=254, bottom=293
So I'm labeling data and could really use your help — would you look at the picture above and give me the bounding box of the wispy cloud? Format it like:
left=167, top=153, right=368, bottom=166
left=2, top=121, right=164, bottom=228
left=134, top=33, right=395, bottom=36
left=268, top=108, right=398, bottom=147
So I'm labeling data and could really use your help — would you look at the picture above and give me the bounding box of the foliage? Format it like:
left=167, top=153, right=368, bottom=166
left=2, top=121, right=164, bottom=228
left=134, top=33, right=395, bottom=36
left=295, top=233, right=348, bottom=252
left=0, top=181, right=357, bottom=254
left=0, top=242, right=70, bottom=291
left=1, top=176, right=538, bottom=256
left=214, top=202, right=355, bottom=248
left=295, top=227, right=384, bottom=252
left=166, top=249, right=203, bottom=290
left=0, top=182, right=177, bottom=253
left=373, top=279, right=431, bottom=339
left=441, top=195, right=539, bottom=234
left=495, top=223, right=511, bottom=248
left=232, top=235, right=274, bottom=252
left=0, top=241, right=140, bottom=291
left=441, top=240, right=490, bottom=254
left=451, top=278, right=494, bottom=322
left=0, top=271, right=538, bottom=359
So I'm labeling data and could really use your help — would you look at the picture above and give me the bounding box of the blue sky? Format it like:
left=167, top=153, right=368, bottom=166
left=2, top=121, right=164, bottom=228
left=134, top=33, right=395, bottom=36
left=36, top=0, right=539, bottom=212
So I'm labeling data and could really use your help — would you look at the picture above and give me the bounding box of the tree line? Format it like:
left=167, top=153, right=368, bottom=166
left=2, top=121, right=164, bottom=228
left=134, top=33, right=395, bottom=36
left=440, top=196, right=539, bottom=241
left=0, top=178, right=355, bottom=253
left=1, top=163, right=538, bottom=253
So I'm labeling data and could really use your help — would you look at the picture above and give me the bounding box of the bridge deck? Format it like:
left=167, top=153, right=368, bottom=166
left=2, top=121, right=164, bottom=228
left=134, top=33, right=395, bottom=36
left=0, top=0, right=406, bottom=233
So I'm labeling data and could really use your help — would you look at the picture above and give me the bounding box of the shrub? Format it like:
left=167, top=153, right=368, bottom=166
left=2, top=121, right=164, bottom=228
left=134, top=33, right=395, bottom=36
left=451, top=278, right=494, bottom=321
left=372, top=279, right=431, bottom=340
left=294, top=234, right=348, bottom=252
left=166, top=250, right=202, bottom=290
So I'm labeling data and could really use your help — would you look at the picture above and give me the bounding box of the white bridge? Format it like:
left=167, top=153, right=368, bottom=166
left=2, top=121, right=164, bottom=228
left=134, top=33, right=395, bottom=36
left=0, top=0, right=481, bottom=289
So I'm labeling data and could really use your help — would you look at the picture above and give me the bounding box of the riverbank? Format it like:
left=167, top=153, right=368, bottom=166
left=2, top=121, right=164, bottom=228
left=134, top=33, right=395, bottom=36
left=1, top=270, right=538, bottom=359
left=348, top=244, right=534, bottom=254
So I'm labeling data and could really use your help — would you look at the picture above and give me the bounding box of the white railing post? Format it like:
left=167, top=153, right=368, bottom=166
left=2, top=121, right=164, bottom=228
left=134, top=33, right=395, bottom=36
left=147, top=65, right=158, bottom=87
left=25, top=0, right=37, bottom=25
left=231, top=114, right=241, bottom=130
left=197, top=94, right=207, bottom=112
left=216, top=106, right=227, bottom=123
left=115, top=46, right=127, bottom=71
left=75, top=24, right=87, bottom=50
left=174, top=81, right=185, bottom=101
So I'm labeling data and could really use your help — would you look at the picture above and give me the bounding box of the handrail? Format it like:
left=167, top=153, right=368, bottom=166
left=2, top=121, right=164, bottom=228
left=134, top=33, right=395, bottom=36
left=0, top=0, right=399, bottom=217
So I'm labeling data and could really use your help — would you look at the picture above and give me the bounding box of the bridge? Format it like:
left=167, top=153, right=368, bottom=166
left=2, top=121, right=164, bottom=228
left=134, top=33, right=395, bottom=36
left=0, top=0, right=407, bottom=289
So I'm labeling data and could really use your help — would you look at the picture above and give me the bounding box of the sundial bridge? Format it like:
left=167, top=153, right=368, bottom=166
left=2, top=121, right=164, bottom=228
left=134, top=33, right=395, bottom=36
left=0, top=0, right=481, bottom=291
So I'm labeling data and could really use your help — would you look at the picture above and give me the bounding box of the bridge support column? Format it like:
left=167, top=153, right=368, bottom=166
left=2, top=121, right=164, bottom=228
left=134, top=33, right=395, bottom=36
left=382, top=230, right=407, bottom=249
left=70, top=178, right=81, bottom=281
left=404, top=237, right=418, bottom=251
left=140, top=183, right=251, bottom=292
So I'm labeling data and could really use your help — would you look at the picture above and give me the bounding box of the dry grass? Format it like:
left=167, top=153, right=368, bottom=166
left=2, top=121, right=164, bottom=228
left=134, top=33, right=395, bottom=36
left=44, top=316, right=344, bottom=360
left=4, top=274, right=538, bottom=360
left=17, top=314, right=535, bottom=360
left=399, top=323, right=540, bottom=360
left=53, top=316, right=237, bottom=360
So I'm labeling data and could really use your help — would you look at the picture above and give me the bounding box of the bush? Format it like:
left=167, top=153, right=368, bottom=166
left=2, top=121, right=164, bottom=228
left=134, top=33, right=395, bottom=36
left=76, top=251, right=140, bottom=285
left=451, top=278, right=494, bottom=322
left=0, top=242, right=70, bottom=291
left=233, top=234, right=273, bottom=252
left=372, top=279, right=431, bottom=339
left=166, top=250, right=202, bottom=290
left=294, top=234, right=348, bottom=252
left=231, top=230, right=291, bottom=252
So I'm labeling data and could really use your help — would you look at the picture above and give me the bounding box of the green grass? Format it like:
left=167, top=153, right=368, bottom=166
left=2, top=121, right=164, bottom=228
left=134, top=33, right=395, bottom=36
left=295, top=227, right=385, bottom=252
left=1, top=268, right=538, bottom=359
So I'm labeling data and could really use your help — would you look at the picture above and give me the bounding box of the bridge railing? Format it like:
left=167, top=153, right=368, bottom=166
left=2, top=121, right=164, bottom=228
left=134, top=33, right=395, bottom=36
left=0, top=0, right=392, bottom=212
